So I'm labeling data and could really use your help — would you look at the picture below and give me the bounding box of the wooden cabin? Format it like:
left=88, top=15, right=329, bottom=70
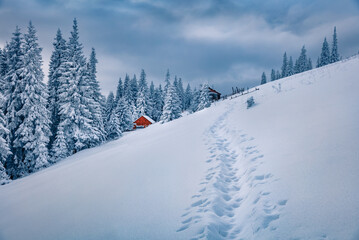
left=209, top=87, right=221, bottom=101
left=133, top=115, right=155, bottom=130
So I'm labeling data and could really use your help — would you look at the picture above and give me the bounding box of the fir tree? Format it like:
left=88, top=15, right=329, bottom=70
left=190, top=88, right=200, bottom=112
left=287, top=56, right=294, bottom=76
left=14, top=21, right=51, bottom=173
left=52, top=19, right=96, bottom=159
left=331, top=27, right=339, bottom=63
left=48, top=29, right=67, bottom=151
left=152, top=85, right=164, bottom=121
left=115, top=77, right=123, bottom=104
left=297, top=45, right=308, bottom=73
left=136, top=69, right=149, bottom=117
left=184, top=83, right=192, bottom=110
left=271, top=69, right=276, bottom=81
left=276, top=70, right=281, bottom=80
left=0, top=48, right=7, bottom=92
left=281, top=52, right=288, bottom=78
left=105, top=92, right=121, bottom=140
left=3, top=26, right=27, bottom=178
left=116, top=97, right=133, bottom=132
left=164, top=69, right=171, bottom=95
left=160, top=83, right=181, bottom=123
left=0, top=92, right=10, bottom=184
left=319, top=38, right=330, bottom=67
left=197, top=83, right=211, bottom=111
left=177, top=77, right=185, bottom=110
left=87, top=48, right=106, bottom=144
left=261, top=72, right=267, bottom=85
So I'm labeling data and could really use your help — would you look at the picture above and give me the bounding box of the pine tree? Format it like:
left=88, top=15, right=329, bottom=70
left=197, top=83, right=211, bottom=111
left=3, top=26, right=27, bottom=178
left=177, top=77, right=185, bottom=110
left=164, top=69, right=171, bottom=95
left=160, top=83, right=181, bottom=123
left=184, top=83, right=192, bottom=110
left=0, top=48, right=7, bottom=92
left=14, top=21, right=51, bottom=173
left=52, top=19, right=96, bottom=159
left=105, top=92, right=121, bottom=140
left=87, top=48, right=106, bottom=144
left=271, top=69, right=276, bottom=81
left=0, top=92, right=10, bottom=184
left=281, top=52, right=288, bottom=78
left=276, top=70, right=281, bottom=79
left=319, top=38, right=330, bottom=67
left=115, top=77, right=123, bottom=104
left=331, top=27, right=339, bottom=63
left=148, top=81, right=155, bottom=119
left=48, top=28, right=67, bottom=151
left=297, top=45, right=308, bottom=73
left=152, top=85, right=164, bottom=121
left=123, top=74, right=131, bottom=102
left=190, top=88, right=200, bottom=112
left=261, top=72, right=267, bottom=85
left=287, top=56, right=294, bottom=76
left=136, top=69, right=149, bottom=117
left=116, top=97, right=133, bottom=132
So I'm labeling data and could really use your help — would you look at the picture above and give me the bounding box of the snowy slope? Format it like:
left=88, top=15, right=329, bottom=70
left=1, top=56, right=359, bottom=240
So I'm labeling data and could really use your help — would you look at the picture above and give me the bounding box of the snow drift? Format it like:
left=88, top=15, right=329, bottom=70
left=0, top=56, right=359, bottom=240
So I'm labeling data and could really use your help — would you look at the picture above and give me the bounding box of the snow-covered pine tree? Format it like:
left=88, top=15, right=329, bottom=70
left=297, top=45, right=308, bottom=73
left=14, top=21, right=51, bottom=173
left=48, top=28, right=67, bottom=150
left=276, top=70, right=281, bottom=80
left=0, top=92, right=11, bottom=184
left=197, top=83, right=211, bottom=111
left=319, top=38, right=330, bottom=67
left=271, top=69, right=276, bottom=81
left=0, top=48, right=7, bottom=92
left=177, top=77, right=185, bottom=110
left=3, top=26, right=27, bottom=178
left=130, top=74, right=138, bottom=119
left=281, top=52, right=288, bottom=78
left=105, top=92, right=122, bottom=140
left=52, top=19, right=96, bottom=159
left=148, top=81, right=155, bottom=117
left=116, top=97, right=133, bottom=132
left=331, top=27, right=339, bottom=63
left=136, top=69, right=149, bottom=117
left=190, top=88, right=200, bottom=113
left=86, top=48, right=106, bottom=144
left=115, top=77, right=123, bottom=104
left=184, top=83, right=192, bottom=110
left=160, top=83, right=181, bottom=123
left=151, top=85, right=164, bottom=121
left=287, top=56, right=294, bottom=76
left=261, top=72, right=267, bottom=85
left=123, top=74, right=131, bottom=103
left=164, top=69, right=171, bottom=95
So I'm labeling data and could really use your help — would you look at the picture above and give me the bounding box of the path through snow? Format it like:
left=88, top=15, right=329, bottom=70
left=177, top=104, right=288, bottom=239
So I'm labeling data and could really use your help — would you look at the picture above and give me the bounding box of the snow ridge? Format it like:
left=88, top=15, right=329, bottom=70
left=177, top=104, right=288, bottom=239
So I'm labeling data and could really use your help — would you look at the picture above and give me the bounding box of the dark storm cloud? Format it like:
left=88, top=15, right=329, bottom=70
left=1, top=0, right=359, bottom=94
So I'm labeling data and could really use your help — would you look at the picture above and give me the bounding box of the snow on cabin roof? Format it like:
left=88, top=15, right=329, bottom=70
left=143, top=115, right=155, bottom=124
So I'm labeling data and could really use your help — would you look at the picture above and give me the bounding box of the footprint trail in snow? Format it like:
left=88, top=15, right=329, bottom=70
left=177, top=105, right=288, bottom=239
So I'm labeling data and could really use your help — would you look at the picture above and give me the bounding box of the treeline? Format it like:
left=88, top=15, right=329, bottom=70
left=0, top=19, right=214, bottom=183
left=104, top=70, right=212, bottom=140
left=261, top=27, right=340, bottom=84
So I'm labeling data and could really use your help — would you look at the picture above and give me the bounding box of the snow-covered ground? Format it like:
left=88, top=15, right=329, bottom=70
left=1, top=56, right=359, bottom=240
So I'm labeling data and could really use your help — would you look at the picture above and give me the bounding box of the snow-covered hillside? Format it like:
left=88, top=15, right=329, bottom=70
left=1, top=56, right=359, bottom=240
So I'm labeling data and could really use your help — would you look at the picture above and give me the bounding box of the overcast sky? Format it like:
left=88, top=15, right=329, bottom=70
left=1, top=0, right=359, bottom=95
